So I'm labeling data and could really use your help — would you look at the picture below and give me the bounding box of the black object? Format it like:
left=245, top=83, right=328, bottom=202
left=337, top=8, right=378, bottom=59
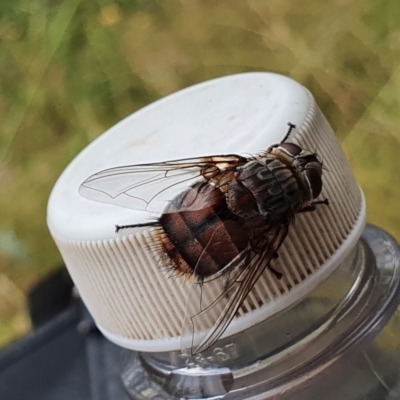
left=27, top=267, right=74, bottom=328
left=0, top=269, right=131, bottom=400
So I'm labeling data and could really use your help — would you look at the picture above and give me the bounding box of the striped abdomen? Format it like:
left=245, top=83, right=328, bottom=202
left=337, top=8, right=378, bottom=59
left=160, top=182, right=249, bottom=278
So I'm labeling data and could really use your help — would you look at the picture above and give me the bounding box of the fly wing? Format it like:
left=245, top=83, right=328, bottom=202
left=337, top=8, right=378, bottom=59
left=180, top=222, right=289, bottom=356
left=79, top=155, right=246, bottom=213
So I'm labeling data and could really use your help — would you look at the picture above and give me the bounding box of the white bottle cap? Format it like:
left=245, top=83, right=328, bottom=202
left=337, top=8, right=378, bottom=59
left=47, top=72, right=365, bottom=352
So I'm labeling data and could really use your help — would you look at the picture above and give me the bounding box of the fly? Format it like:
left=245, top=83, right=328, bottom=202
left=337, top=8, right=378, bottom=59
left=79, top=123, right=329, bottom=355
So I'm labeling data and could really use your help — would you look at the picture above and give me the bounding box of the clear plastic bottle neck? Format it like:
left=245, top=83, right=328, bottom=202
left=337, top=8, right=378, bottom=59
left=121, top=225, right=400, bottom=399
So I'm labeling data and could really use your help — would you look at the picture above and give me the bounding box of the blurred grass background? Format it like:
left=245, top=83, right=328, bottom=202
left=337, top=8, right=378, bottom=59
left=0, top=0, right=399, bottom=348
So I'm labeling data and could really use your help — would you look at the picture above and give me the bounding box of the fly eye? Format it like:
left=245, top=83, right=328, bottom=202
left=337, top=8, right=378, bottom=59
left=306, top=168, right=322, bottom=198
left=279, top=143, right=302, bottom=156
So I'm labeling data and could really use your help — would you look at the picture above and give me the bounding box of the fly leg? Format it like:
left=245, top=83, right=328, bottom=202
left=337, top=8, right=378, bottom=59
left=281, top=122, right=297, bottom=143
left=299, top=198, right=330, bottom=213
left=115, top=221, right=159, bottom=233
left=268, top=261, right=283, bottom=279
left=313, top=198, right=330, bottom=206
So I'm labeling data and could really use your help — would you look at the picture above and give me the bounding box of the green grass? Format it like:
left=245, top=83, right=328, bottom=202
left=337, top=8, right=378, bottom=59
left=1, top=0, right=400, bottom=347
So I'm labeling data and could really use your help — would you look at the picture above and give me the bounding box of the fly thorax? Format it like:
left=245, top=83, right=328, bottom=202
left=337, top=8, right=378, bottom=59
left=233, top=158, right=303, bottom=219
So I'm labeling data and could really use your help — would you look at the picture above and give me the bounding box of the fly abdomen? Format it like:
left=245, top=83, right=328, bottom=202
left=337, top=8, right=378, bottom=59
left=160, top=183, right=249, bottom=279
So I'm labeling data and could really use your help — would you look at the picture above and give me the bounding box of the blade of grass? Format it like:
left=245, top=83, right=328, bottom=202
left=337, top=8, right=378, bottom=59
left=0, top=0, right=81, bottom=173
